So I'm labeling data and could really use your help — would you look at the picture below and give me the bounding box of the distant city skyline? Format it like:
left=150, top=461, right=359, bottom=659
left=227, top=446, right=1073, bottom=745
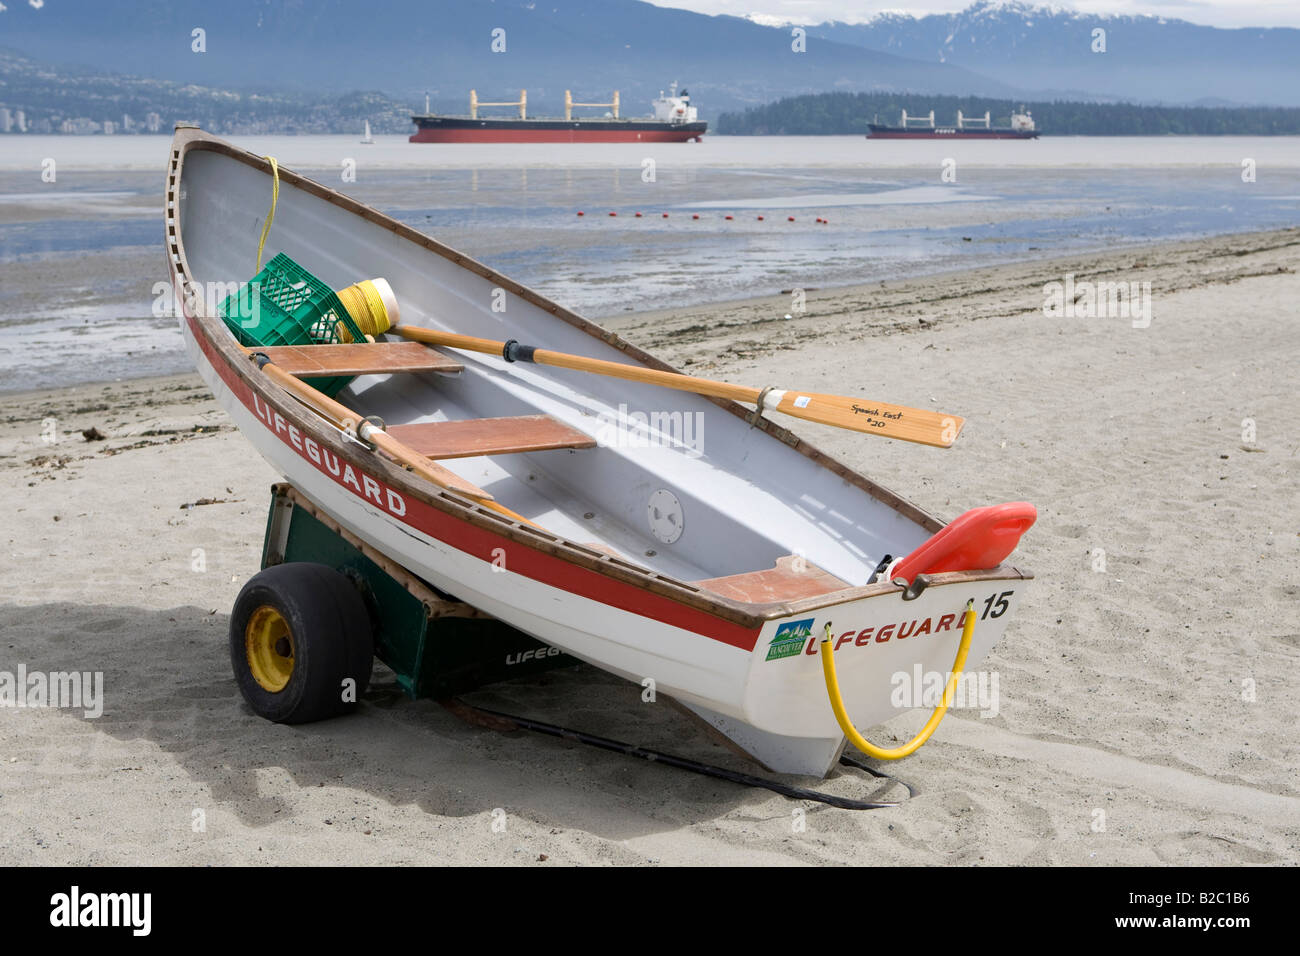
left=648, top=0, right=1300, bottom=29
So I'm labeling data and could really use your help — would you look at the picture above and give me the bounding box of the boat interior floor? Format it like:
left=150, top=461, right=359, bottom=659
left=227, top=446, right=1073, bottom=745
left=296, top=343, right=883, bottom=599
left=343, top=367, right=717, bottom=582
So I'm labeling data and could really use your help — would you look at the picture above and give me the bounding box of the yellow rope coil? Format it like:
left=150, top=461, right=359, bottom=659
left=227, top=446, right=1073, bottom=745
left=256, top=156, right=279, bottom=272
left=819, top=599, right=976, bottom=760
left=336, top=279, right=394, bottom=341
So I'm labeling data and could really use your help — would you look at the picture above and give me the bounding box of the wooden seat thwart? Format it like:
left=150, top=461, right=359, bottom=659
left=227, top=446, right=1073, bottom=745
left=257, top=342, right=463, bottom=377
left=387, top=415, right=596, bottom=460
left=694, top=555, right=852, bottom=604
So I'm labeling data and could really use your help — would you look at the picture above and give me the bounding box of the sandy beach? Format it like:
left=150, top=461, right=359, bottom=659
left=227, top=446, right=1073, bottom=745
left=1, top=227, right=1297, bottom=865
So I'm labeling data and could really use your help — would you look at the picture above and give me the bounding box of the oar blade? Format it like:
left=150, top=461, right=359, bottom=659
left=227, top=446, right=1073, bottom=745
left=774, top=391, right=964, bottom=447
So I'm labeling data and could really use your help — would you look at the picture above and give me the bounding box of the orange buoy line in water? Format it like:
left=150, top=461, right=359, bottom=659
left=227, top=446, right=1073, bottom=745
left=572, top=210, right=823, bottom=222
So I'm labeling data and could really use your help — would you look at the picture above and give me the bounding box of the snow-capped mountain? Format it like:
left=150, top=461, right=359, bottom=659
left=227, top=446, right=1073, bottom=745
left=795, top=1, right=1300, bottom=105
left=0, top=0, right=1018, bottom=114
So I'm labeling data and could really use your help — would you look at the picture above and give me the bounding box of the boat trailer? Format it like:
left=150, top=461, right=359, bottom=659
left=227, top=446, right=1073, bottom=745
left=252, top=482, right=916, bottom=810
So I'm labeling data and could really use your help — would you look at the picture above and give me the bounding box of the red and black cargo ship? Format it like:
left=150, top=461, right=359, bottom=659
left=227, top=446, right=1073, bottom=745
left=411, top=85, right=706, bottom=144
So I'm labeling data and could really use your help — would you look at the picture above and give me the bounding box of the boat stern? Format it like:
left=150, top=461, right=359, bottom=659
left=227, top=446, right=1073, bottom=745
left=688, top=572, right=1031, bottom=776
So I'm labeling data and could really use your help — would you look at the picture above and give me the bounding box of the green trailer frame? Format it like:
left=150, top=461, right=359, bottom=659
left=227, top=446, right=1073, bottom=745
left=260, top=483, right=578, bottom=699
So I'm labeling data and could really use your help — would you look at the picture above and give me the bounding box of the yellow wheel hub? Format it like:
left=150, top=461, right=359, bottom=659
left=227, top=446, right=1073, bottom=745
left=245, top=605, right=295, bottom=692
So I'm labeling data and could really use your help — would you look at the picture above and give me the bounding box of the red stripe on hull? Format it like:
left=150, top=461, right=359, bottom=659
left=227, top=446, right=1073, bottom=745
left=409, top=129, right=704, bottom=143
left=182, top=306, right=758, bottom=651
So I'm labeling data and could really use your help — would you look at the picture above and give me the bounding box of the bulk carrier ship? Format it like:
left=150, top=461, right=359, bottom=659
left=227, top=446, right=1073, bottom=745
left=410, top=83, right=706, bottom=143
left=867, top=107, right=1039, bottom=140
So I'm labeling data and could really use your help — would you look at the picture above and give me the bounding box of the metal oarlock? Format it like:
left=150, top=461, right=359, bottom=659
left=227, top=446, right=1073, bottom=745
left=749, top=384, right=778, bottom=427
left=356, top=415, right=387, bottom=450
left=897, top=574, right=933, bottom=601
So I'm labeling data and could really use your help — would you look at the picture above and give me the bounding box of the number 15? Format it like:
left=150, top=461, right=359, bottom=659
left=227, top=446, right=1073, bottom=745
left=982, top=591, right=1013, bottom=620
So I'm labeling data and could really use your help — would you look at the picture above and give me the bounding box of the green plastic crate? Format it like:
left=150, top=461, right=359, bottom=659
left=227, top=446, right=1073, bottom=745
left=218, top=253, right=366, bottom=397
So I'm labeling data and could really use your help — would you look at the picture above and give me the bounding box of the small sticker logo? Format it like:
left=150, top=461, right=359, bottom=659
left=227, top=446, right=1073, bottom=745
left=766, top=618, right=815, bottom=661
left=793, top=395, right=811, bottom=408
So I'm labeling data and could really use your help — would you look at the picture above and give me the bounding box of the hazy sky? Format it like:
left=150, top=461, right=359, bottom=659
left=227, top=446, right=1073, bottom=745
left=646, top=1, right=1300, bottom=28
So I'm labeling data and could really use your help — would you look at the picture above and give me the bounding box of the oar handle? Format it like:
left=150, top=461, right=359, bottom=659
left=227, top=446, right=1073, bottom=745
left=395, top=325, right=759, bottom=402
left=399, top=328, right=508, bottom=357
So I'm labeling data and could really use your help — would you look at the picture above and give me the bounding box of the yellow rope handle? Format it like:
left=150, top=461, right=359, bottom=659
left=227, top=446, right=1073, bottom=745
left=819, top=599, right=976, bottom=760
left=255, top=155, right=279, bottom=271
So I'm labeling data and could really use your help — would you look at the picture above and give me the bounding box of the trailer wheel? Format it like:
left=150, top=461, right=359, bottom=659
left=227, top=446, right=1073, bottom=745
left=230, top=563, right=373, bottom=724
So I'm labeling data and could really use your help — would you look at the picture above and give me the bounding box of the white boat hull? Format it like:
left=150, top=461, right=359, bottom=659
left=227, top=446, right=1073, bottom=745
left=167, top=127, right=1032, bottom=777
left=181, top=312, right=1026, bottom=775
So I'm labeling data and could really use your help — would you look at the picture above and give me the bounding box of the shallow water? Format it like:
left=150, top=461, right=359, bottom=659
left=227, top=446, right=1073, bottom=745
left=1, top=135, right=1298, bottom=393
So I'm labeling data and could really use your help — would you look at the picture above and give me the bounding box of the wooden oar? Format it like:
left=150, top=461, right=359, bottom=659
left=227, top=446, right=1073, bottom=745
left=246, top=351, right=539, bottom=526
left=393, top=327, right=964, bottom=448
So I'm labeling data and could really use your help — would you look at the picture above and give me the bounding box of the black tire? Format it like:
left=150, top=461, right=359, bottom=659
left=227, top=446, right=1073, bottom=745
left=229, top=562, right=373, bottom=724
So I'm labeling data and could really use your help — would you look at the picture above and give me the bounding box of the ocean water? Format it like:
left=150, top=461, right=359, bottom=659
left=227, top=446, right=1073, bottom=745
left=1, top=135, right=1299, bottom=393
